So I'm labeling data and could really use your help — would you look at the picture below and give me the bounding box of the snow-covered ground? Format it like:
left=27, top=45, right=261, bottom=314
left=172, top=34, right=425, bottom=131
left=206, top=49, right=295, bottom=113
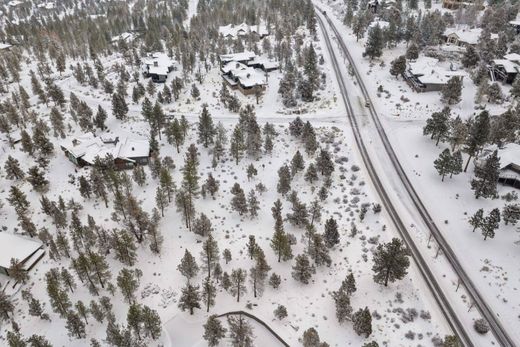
left=319, top=0, right=520, bottom=344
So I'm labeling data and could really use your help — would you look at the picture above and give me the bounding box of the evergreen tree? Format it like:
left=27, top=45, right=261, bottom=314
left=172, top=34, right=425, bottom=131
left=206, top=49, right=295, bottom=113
left=277, top=164, right=292, bottom=196
left=274, top=305, right=288, bottom=320
left=198, top=105, right=216, bottom=147
left=482, top=208, right=500, bottom=241
left=364, top=25, right=384, bottom=60
left=372, top=238, right=410, bottom=286
left=230, top=125, right=245, bottom=164
left=4, top=156, right=25, bottom=180
left=193, top=213, right=212, bottom=237
left=469, top=208, right=485, bottom=232
left=228, top=315, right=254, bottom=347
left=389, top=55, right=406, bottom=78
left=302, top=327, right=321, bottom=347
left=324, top=217, right=340, bottom=248
left=291, top=151, right=305, bottom=176
left=178, top=249, right=199, bottom=283
left=434, top=148, right=452, bottom=181
left=249, top=247, right=271, bottom=297
left=111, top=92, right=128, bottom=120
left=200, top=232, right=220, bottom=279
left=203, top=315, right=227, bottom=347
left=462, top=45, right=479, bottom=68
left=471, top=150, right=500, bottom=199
left=332, top=285, right=352, bottom=323
left=117, top=268, right=142, bottom=304
left=441, top=77, right=462, bottom=105
left=352, top=307, right=372, bottom=338
left=463, top=111, right=490, bottom=172
left=0, top=291, right=14, bottom=322
left=230, top=183, right=248, bottom=215
left=246, top=164, right=258, bottom=181
left=502, top=204, right=520, bottom=226
left=247, top=190, right=260, bottom=218
left=449, top=150, right=463, bottom=178
left=201, top=277, right=217, bottom=312
left=178, top=283, right=201, bottom=315
left=292, top=254, right=314, bottom=284
left=66, top=311, right=86, bottom=339
left=269, top=273, right=282, bottom=289
left=94, top=105, right=108, bottom=130
left=230, top=268, right=247, bottom=302
left=305, top=163, right=319, bottom=184
left=271, top=216, right=293, bottom=262
left=423, top=107, right=451, bottom=146
left=316, top=149, right=335, bottom=176
left=307, top=233, right=331, bottom=267
left=27, top=166, right=49, bottom=192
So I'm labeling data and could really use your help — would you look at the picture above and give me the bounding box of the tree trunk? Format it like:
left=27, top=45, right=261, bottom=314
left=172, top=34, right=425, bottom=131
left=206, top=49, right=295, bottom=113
left=464, top=154, right=473, bottom=172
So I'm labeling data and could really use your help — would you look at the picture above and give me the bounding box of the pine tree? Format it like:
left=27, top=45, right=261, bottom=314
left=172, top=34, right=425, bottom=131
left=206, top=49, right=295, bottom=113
left=462, top=45, right=479, bottom=68
left=198, top=105, right=216, bottom=147
left=423, top=107, right=451, bottom=146
left=112, top=92, right=128, bottom=120
left=302, top=327, right=321, bottom=347
left=471, top=150, right=500, bottom=199
left=324, top=217, right=340, bottom=248
left=449, top=150, right=463, bottom=178
left=269, top=273, right=282, bottom=289
left=75, top=300, right=90, bottom=324
left=66, top=311, right=86, bottom=339
left=434, top=148, right=452, bottom=181
left=230, top=183, right=248, bottom=215
left=177, top=250, right=199, bottom=283
left=291, top=151, right=305, bottom=176
left=230, top=125, right=245, bottom=164
left=364, top=25, right=384, bottom=60
left=316, top=149, right=335, bottom=176
left=94, top=105, right=108, bottom=130
left=271, top=215, right=293, bottom=262
left=372, top=238, right=411, bottom=286
left=390, top=55, right=406, bottom=78
left=482, top=208, right=500, bottom=240
left=228, top=315, right=254, bottom=347
left=469, top=208, right=485, bottom=232
left=178, top=283, right=201, bottom=315
left=343, top=272, right=357, bottom=296
left=443, top=335, right=462, bottom=347
left=127, top=303, right=144, bottom=339
left=20, top=130, right=34, bottom=156
left=352, top=307, right=372, bottom=338
left=249, top=247, right=271, bottom=297
left=246, top=164, right=258, bottom=181
left=332, top=285, right=352, bottom=323
left=117, top=268, right=142, bottom=303
left=27, top=166, right=49, bottom=192
left=0, top=291, right=14, bottom=322
left=289, top=117, right=304, bottom=137
left=277, top=164, right=292, bottom=196
left=203, top=315, right=227, bottom=347
left=201, top=277, right=217, bottom=312
left=442, top=77, right=462, bottom=105
left=305, top=163, right=319, bottom=184
left=406, top=42, right=419, bottom=60
left=292, top=254, right=314, bottom=284
left=8, top=186, right=30, bottom=214
left=247, top=190, right=260, bottom=218
left=307, top=233, right=331, bottom=267
left=193, top=213, right=212, bottom=237
left=9, top=258, right=29, bottom=284
left=502, top=204, right=520, bottom=226
left=230, top=268, right=247, bottom=302
left=4, top=156, right=25, bottom=180
left=200, top=232, right=220, bottom=279
left=203, top=173, right=219, bottom=198
left=274, top=305, right=288, bottom=320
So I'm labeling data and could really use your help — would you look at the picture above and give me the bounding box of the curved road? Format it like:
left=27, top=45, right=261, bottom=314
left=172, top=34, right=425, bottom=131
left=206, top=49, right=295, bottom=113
left=315, top=9, right=516, bottom=347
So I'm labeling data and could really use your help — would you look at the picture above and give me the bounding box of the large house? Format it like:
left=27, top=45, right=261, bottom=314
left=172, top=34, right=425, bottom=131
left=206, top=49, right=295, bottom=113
left=475, top=144, right=520, bottom=189
left=60, top=134, right=151, bottom=170
left=443, top=27, right=497, bottom=47
left=0, top=233, right=44, bottom=278
left=142, top=52, right=175, bottom=83
left=403, top=56, right=464, bottom=92
left=442, top=0, right=479, bottom=9
left=219, top=23, right=269, bottom=39
left=222, top=62, right=267, bottom=95
left=111, top=32, right=136, bottom=44
left=490, top=53, right=520, bottom=84
left=219, top=51, right=278, bottom=95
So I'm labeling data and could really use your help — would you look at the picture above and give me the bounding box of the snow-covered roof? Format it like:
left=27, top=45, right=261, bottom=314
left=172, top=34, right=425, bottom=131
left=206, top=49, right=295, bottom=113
left=219, top=51, right=256, bottom=64
left=142, top=52, right=173, bottom=76
left=219, top=23, right=268, bottom=38
left=0, top=43, right=11, bottom=50
left=369, top=19, right=390, bottom=29
left=493, top=59, right=519, bottom=74
left=510, top=20, right=520, bottom=26
left=60, top=134, right=150, bottom=165
left=0, top=233, right=43, bottom=270
left=37, top=2, right=55, bottom=9
left=222, top=62, right=266, bottom=88
left=498, top=143, right=520, bottom=168
left=8, top=0, right=23, bottom=7
left=247, top=56, right=279, bottom=70
left=444, top=27, right=499, bottom=46
left=504, top=53, right=520, bottom=63
left=408, top=57, right=462, bottom=85
left=111, top=32, right=135, bottom=43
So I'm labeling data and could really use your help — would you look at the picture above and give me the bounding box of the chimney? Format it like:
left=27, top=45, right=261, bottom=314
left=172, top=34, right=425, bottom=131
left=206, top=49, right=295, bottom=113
left=154, top=61, right=158, bottom=67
